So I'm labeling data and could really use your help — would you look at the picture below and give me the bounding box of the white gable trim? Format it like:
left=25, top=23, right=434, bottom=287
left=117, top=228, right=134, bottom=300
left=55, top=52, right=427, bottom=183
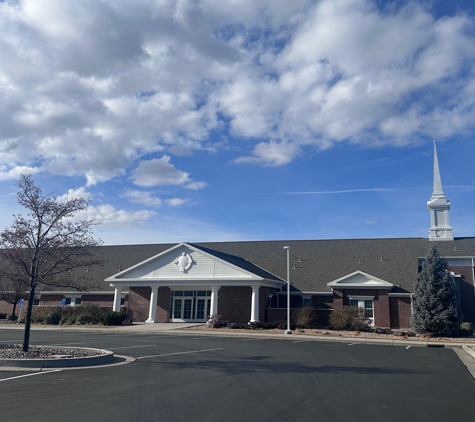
left=327, top=270, right=394, bottom=290
left=106, top=242, right=283, bottom=288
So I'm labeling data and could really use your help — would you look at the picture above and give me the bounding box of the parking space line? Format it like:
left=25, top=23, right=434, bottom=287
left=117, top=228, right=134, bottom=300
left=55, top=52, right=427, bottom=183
left=109, top=344, right=155, bottom=350
left=137, top=347, right=223, bottom=359
left=0, top=370, right=62, bottom=383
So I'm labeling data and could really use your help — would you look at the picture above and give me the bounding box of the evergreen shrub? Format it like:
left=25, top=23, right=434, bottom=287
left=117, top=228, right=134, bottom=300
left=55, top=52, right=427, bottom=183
left=411, top=245, right=458, bottom=337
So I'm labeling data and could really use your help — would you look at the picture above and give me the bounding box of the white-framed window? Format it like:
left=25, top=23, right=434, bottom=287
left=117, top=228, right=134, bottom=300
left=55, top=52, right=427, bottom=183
left=302, top=295, right=312, bottom=307
left=33, top=298, right=40, bottom=306
left=348, top=296, right=374, bottom=326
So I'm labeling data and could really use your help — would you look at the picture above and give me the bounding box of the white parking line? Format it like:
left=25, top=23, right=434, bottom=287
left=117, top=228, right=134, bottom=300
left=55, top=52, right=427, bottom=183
left=137, top=347, right=223, bottom=360
left=109, top=344, right=156, bottom=350
left=0, top=370, right=62, bottom=383
left=406, top=346, right=411, bottom=349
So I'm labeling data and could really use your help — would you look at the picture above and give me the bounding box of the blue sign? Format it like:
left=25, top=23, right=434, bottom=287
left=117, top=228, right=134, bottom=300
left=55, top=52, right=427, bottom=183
left=19, top=299, right=24, bottom=309
left=61, top=299, right=66, bottom=306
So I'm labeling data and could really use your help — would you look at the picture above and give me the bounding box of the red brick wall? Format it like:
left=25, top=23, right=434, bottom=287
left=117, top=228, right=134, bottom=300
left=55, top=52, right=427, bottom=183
left=81, top=295, right=115, bottom=307
left=389, top=297, right=412, bottom=328
left=128, top=287, right=151, bottom=322
left=259, top=287, right=274, bottom=322
left=450, top=265, right=475, bottom=325
left=156, top=287, right=170, bottom=323
left=219, top=286, right=251, bottom=323
left=333, top=289, right=392, bottom=328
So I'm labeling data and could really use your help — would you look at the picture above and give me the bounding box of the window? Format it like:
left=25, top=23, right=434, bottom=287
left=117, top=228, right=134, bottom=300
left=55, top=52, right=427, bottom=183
left=302, top=297, right=312, bottom=307
left=75, top=298, right=81, bottom=305
left=65, top=298, right=71, bottom=305
left=120, top=298, right=125, bottom=306
left=349, top=297, right=374, bottom=325
left=33, top=299, right=40, bottom=306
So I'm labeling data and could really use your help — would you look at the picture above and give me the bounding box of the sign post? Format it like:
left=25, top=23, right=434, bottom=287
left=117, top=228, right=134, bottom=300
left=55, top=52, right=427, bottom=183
left=61, top=298, right=66, bottom=326
left=18, top=299, right=24, bottom=323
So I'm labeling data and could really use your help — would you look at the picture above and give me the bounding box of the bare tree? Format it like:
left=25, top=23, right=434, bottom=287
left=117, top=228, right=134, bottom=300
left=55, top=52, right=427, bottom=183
left=0, top=175, right=102, bottom=351
left=0, top=277, right=27, bottom=320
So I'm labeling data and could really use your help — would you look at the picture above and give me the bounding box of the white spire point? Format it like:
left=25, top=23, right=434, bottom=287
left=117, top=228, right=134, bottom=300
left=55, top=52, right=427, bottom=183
left=432, top=139, right=444, bottom=198
left=427, top=140, right=453, bottom=241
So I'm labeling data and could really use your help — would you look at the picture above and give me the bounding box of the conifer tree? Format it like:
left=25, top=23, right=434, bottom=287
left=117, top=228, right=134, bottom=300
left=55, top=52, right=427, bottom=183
left=411, top=245, right=458, bottom=336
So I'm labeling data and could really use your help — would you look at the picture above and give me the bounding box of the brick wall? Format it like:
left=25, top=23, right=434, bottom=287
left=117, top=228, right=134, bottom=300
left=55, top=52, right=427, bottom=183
left=156, top=287, right=170, bottom=323
left=219, top=286, right=251, bottom=323
left=389, top=296, right=411, bottom=328
left=450, top=265, right=475, bottom=325
left=333, top=288, right=392, bottom=328
left=81, top=294, right=115, bottom=307
left=128, top=287, right=151, bottom=322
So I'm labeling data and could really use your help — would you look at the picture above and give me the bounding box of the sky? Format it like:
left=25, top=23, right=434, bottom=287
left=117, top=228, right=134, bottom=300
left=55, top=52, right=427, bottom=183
left=0, top=0, right=475, bottom=245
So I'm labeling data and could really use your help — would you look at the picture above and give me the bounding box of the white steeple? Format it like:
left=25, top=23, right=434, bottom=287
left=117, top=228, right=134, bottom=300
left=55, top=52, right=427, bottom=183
left=428, top=140, right=453, bottom=241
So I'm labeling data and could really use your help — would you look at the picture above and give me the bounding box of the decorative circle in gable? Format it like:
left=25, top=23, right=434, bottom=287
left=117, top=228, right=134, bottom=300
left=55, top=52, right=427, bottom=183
left=174, top=252, right=193, bottom=273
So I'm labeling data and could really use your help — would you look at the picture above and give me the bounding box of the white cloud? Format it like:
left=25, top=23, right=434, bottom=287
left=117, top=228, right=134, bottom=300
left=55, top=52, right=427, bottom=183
left=131, top=155, right=206, bottom=189
left=165, top=198, right=190, bottom=207
left=0, top=0, right=474, bottom=178
left=0, top=166, right=42, bottom=181
left=58, top=186, right=92, bottom=202
left=78, top=204, right=156, bottom=227
left=121, top=189, right=162, bottom=207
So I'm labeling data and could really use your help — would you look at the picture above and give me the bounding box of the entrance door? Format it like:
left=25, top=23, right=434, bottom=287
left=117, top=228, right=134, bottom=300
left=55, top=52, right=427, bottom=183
left=170, top=291, right=212, bottom=322
left=172, top=298, right=193, bottom=321
left=195, top=298, right=210, bottom=321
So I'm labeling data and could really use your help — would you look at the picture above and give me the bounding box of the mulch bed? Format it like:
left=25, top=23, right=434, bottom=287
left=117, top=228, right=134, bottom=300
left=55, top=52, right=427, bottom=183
left=0, top=344, right=103, bottom=359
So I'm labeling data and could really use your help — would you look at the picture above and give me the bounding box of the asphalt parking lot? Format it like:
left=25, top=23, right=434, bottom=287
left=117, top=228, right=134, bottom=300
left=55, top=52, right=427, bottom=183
left=1, top=329, right=474, bottom=422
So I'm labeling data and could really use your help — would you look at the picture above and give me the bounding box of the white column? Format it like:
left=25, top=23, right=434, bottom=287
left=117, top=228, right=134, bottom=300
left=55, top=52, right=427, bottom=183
left=112, top=287, right=122, bottom=312
left=250, top=286, right=260, bottom=322
left=145, top=286, right=158, bottom=323
left=210, top=286, right=220, bottom=317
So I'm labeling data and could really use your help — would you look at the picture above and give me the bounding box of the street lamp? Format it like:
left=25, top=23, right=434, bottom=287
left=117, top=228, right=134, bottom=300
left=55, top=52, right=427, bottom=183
left=283, top=246, right=291, bottom=334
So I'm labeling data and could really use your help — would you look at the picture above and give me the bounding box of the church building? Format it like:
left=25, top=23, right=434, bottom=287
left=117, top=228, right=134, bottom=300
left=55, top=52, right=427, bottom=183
left=1, top=143, right=474, bottom=329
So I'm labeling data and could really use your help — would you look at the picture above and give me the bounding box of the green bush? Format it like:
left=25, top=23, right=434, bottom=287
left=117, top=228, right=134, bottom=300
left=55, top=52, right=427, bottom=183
left=328, top=306, right=370, bottom=331
left=459, top=322, right=474, bottom=337
left=101, top=310, right=127, bottom=326
left=292, top=306, right=318, bottom=328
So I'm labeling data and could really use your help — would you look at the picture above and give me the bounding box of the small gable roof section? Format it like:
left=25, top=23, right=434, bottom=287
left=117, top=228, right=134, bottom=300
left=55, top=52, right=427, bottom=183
left=106, top=243, right=284, bottom=288
left=327, top=271, right=394, bottom=290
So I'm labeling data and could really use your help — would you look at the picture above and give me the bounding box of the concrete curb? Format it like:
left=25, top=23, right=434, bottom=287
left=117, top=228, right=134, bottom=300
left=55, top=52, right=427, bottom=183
left=0, top=346, right=114, bottom=369
left=1, top=323, right=474, bottom=349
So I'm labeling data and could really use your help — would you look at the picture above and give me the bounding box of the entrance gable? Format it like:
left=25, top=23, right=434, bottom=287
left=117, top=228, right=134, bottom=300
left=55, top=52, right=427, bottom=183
left=106, top=243, right=265, bottom=283
left=327, top=271, right=394, bottom=289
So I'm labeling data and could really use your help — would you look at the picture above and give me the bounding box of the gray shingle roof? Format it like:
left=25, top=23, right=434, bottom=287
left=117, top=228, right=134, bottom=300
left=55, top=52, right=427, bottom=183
left=13, top=237, right=475, bottom=294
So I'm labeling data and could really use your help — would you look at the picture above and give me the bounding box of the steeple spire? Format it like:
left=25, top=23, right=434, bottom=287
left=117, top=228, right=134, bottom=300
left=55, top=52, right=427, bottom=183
left=427, top=140, right=453, bottom=241
left=431, top=140, right=444, bottom=199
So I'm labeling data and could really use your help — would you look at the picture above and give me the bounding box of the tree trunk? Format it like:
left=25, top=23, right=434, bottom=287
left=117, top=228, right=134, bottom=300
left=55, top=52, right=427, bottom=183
left=22, top=286, right=36, bottom=352
left=11, top=302, right=17, bottom=320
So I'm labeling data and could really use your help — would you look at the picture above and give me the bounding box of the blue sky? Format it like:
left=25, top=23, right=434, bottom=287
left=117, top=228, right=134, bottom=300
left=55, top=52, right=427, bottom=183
left=0, top=0, right=474, bottom=245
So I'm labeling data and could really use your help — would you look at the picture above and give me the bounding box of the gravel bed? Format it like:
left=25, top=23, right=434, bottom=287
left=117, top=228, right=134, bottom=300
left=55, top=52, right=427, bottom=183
left=186, top=324, right=475, bottom=342
left=0, top=344, right=104, bottom=359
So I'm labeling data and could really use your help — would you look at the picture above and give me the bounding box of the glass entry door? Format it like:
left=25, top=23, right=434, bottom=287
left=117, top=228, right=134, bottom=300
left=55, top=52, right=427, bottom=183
left=170, top=291, right=212, bottom=322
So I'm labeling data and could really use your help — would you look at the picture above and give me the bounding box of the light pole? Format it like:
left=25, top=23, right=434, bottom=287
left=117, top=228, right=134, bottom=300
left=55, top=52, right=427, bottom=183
left=283, top=246, right=291, bottom=334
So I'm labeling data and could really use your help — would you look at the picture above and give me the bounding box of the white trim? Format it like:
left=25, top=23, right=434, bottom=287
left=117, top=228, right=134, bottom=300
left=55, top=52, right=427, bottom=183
left=327, top=270, right=393, bottom=289
left=348, top=295, right=375, bottom=301
left=105, top=242, right=282, bottom=285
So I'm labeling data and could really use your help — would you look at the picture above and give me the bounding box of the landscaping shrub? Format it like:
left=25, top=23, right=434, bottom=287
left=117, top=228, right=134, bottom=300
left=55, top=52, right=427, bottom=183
left=292, top=306, right=317, bottom=328
left=328, top=306, right=370, bottom=331
left=459, top=322, right=474, bottom=337
left=101, top=310, right=127, bottom=326
left=63, top=305, right=104, bottom=325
